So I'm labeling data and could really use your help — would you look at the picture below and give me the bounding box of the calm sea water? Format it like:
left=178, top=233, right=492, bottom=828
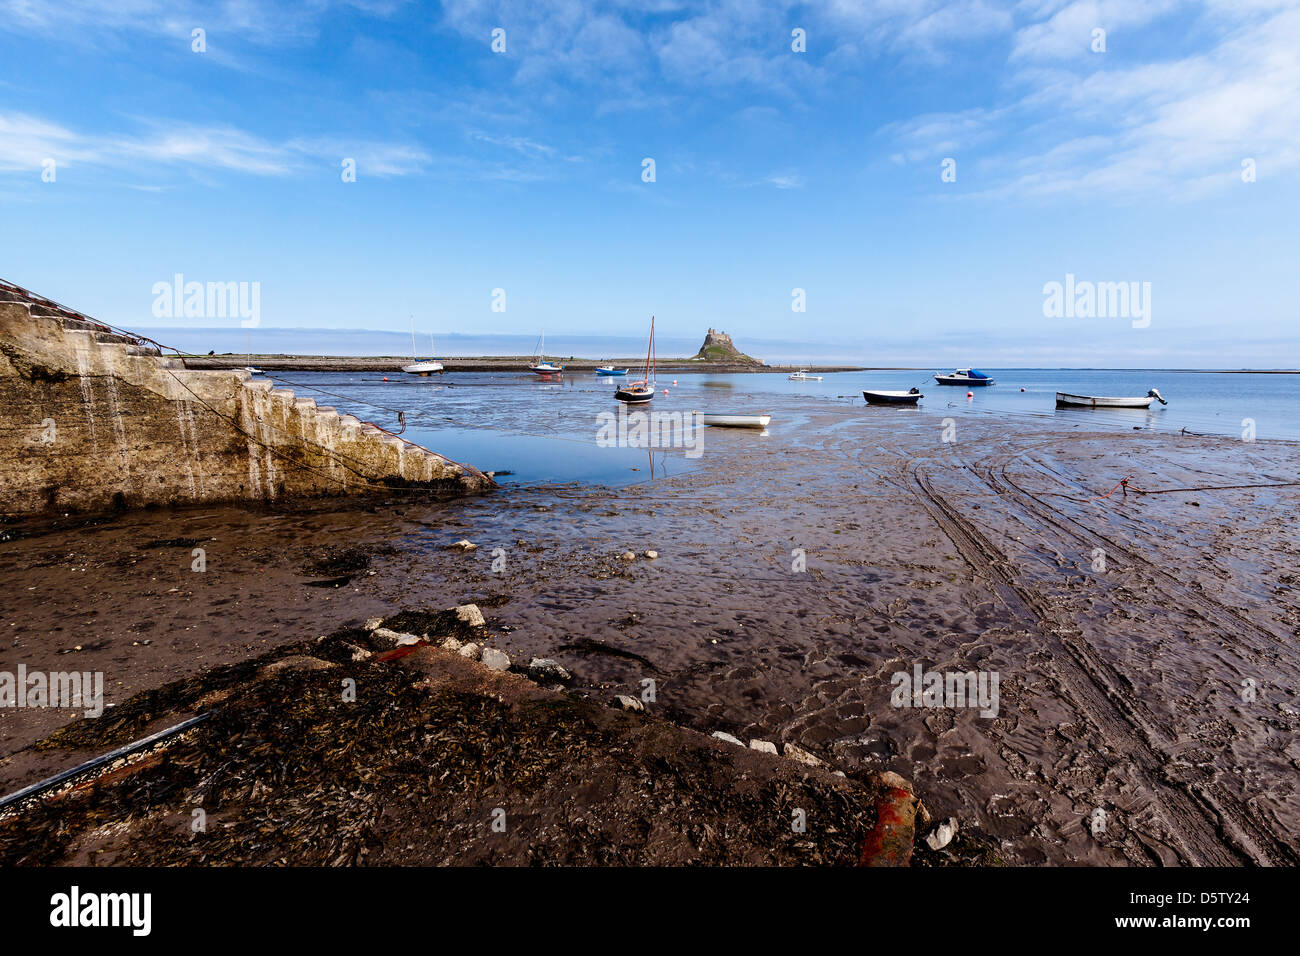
left=275, top=368, right=1299, bottom=485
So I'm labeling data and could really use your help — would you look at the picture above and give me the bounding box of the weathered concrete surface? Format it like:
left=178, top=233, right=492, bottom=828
left=0, top=281, right=492, bottom=516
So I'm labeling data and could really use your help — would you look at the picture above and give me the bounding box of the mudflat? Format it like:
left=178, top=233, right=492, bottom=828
left=1, top=396, right=1296, bottom=865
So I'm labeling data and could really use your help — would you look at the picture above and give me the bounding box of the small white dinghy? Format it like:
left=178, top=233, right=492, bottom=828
left=1056, top=389, right=1167, bottom=409
left=863, top=388, right=923, bottom=405
left=698, top=413, right=771, bottom=428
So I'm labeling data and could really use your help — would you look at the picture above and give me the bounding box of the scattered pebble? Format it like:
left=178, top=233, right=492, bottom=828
left=749, top=739, right=777, bottom=754
left=440, top=636, right=463, bottom=652
left=454, top=604, right=486, bottom=628
left=644, top=550, right=658, bottom=559
left=528, top=658, right=570, bottom=682
left=783, top=742, right=824, bottom=767
left=363, top=617, right=383, bottom=631
left=458, top=642, right=481, bottom=661
left=450, top=540, right=477, bottom=551
left=925, top=817, right=959, bottom=851
left=711, top=731, right=744, bottom=747
left=480, top=647, right=511, bottom=672
left=619, top=550, right=636, bottom=562
left=612, top=694, right=644, bottom=712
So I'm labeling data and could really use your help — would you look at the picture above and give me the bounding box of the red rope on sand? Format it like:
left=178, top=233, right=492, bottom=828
left=1087, top=475, right=1132, bottom=502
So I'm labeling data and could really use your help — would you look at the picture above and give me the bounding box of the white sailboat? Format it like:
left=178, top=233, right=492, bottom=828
left=244, top=330, right=263, bottom=375
left=528, top=330, right=564, bottom=374
left=403, top=317, right=444, bottom=376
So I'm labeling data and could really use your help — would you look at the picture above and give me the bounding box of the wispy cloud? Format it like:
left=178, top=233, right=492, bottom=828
left=0, top=111, right=429, bottom=178
left=880, top=1, right=1300, bottom=197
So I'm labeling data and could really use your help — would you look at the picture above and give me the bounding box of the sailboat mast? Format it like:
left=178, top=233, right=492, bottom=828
left=409, top=315, right=417, bottom=360
left=644, top=315, right=654, bottom=383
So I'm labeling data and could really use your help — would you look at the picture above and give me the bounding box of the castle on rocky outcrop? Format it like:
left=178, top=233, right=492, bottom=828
left=0, top=279, right=491, bottom=516
left=693, top=328, right=760, bottom=364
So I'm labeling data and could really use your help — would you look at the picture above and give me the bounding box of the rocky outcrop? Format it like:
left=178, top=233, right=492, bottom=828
left=693, top=328, right=761, bottom=364
left=0, top=279, right=491, bottom=516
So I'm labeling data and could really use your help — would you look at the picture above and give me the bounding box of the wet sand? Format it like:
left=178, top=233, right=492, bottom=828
left=2, top=396, right=1297, bottom=865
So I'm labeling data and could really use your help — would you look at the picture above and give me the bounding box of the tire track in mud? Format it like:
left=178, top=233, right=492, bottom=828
left=989, top=452, right=1288, bottom=663
left=902, top=451, right=1289, bottom=866
left=970, top=445, right=1298, bottom=866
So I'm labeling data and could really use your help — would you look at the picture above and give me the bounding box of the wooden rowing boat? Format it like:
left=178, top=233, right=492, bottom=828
left=1055, top=389, right=1167, bottom=409
left=698, top=413, right=771, bottom=428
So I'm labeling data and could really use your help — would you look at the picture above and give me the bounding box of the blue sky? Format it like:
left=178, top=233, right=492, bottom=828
left=1, top=0, right=1297, bottom=366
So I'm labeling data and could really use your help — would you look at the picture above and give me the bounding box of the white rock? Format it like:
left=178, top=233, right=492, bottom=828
left=926, top=817, right=959, bottom=851
left=454, top=603, right=486, bottom=627
left=372, top=627, right=420, bottom=647
left=612, top=695, right=644, bottom=712
left=363, top=617, right=384, bottom=631
left=711, top=731, right=744, bottom=747
left=458, top=642, right=481, bottom=661
left=440, top=636, right=463, bottom=652
left=749, top=739, right=778, bottom=754
left=528, top=658, right=570, bottom=682
left=619, top=550, right=636, bottom=561
left=644, top=550, right=658, bottom=559
left=481, top=647, right=511, bottom=672
left=450, top=540, right=477, bottom=551
left=343, top=643, right=372, bottom=662
left=783, top=743, right=824, bottom=767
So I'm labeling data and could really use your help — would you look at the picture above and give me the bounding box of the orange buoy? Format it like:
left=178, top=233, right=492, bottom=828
left=966, top=391, right=974, bottom=399
left=383, top=376, right=388, bottom=381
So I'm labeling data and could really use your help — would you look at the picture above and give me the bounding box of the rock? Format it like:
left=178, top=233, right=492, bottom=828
left=782, top=743, right=824, bottom=767
left=749, top=739, right=778, bottom=754
left=619, top=550, right=636, bottom=561
left=480, top=647, right=511, bottom=672
left=916, top=799, right=933, bottom=828
left=372, top=627, right=420, bottom=648
left=528, top=658, right=570, bottom=682
left=454, top=603, right=486, bottom=628
left=612, top=694, right=644, bottom=712
left=859, top=776, right=918, bottom=866
left=644, top=550, right=658, bottom=559
left=450, top=540, right=477, bottom=551
left=878, top=770, right=914, bottom=794
left=342, top=643, right=372, bottom=662
left=925, top=817, right=959, bottom=851
left=363, top=617, right=383, bottom=631
left=440, top=636, right=463, bottom=652
left=711, top=731, right=744, bottom=747
left=259, top=655, right=336, bottom=678
left=458, top=642, right=481, bottom=661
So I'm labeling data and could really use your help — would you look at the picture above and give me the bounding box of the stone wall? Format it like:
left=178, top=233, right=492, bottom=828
left=0, top=281, right=491, bottom=516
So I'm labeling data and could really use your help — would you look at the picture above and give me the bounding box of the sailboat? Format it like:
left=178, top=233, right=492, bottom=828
left=615, top=315, right=657, bottom=404
left=403, top=317, right=444, bottom=376
left=528, top=330, right=564, bottom=374
left=244, top=330, right=263, bottom=375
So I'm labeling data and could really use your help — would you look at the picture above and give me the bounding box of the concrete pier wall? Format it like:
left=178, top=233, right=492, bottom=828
left=0, top=281, right=491, bottom=515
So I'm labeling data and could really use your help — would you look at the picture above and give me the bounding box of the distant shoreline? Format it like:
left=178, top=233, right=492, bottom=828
left=178, top=354, right=1299, bottom=374
left=179, top=355, right=870, bottom=373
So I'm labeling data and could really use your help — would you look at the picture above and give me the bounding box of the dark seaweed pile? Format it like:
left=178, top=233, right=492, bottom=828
left=0, top=614, right=888, bottom=866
